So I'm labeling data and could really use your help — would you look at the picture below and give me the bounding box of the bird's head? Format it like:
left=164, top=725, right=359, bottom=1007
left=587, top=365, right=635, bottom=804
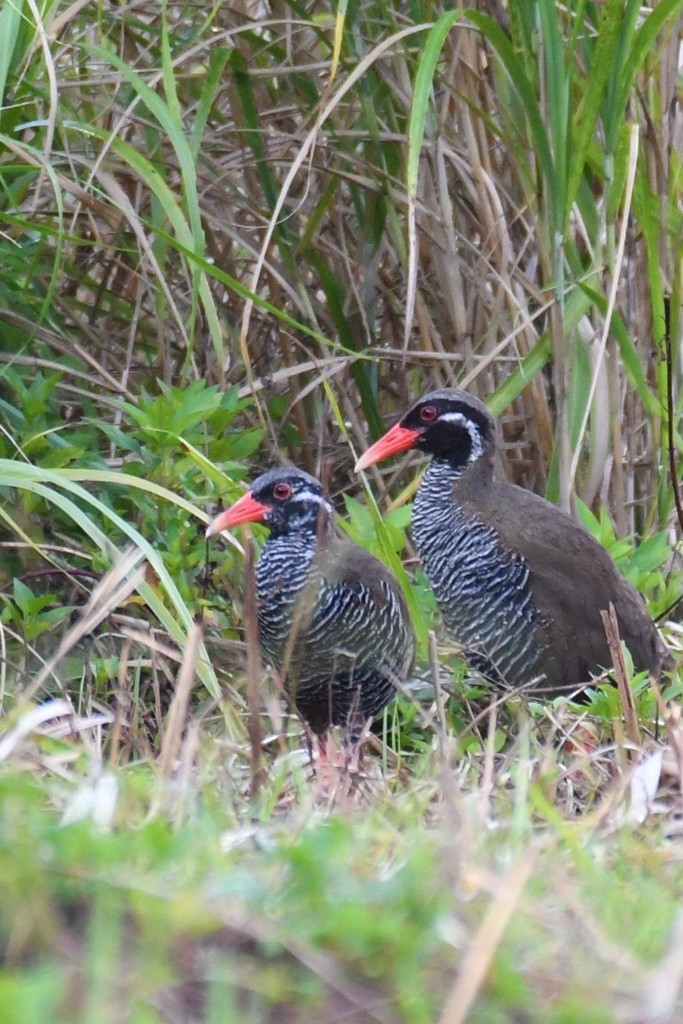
left=206, top=467, right=334, bottom=539
left=355, top=389, right=495, bottom=471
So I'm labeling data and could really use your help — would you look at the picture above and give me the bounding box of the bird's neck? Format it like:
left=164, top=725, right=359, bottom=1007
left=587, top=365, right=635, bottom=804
left=260, top=516, right=335, bottom=579
left=257, top=530, right=321, bottom=609
left=418, top=455, right=492, bottom=506
left=412, top=460, right=461, bottom=549
left=269, top=508, right=334, bottom=542
left=412, top=455, right=494, bottom=549
left=264, top=525, right=320, bottom=559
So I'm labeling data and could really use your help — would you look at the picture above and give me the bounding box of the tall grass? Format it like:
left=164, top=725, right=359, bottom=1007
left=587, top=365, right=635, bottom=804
left=2, top=1, right=680, bottom=519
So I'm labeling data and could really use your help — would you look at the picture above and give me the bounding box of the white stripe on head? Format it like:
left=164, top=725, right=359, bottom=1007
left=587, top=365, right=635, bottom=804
left=291, top=487, right=335, bottom=521
left=294, top=487, right=329, bottom=507
left=439, top=412, right=484, bottom=461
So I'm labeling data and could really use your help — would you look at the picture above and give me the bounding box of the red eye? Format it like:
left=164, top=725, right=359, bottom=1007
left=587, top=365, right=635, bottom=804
left=272, top=482, right=293, bottom=501
left=419, top=405, right=437, bottom=422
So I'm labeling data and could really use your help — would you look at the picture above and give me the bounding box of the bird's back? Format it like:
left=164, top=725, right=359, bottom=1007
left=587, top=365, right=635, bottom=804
left=454, top=473, right=668, bottom=689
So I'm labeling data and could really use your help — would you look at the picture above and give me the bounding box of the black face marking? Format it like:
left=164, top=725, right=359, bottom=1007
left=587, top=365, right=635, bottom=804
left=400, top=391, right=494, bottom=467
left=248, top=468, right=333, bottom=536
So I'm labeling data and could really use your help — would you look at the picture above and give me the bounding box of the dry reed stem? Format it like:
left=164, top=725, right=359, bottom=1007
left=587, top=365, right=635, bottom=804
left=428, top=629, right=448, bottom=760
left=568, top=125, right=640, bottom=495
left=601, top=604, right=641, bottom=751
left=238, top=22, right=431, bottom=383
left=651, top=677, right=683, bottom=798
left=243, top=535, right=264, bottom=794
left=478, top=702, right=498, bottom=827
left=108, top=636, right=133, bottom=766
left=158, top=622, right=202, bottom=780
left=437, top=850, right=536, bottom=1024
left=22, top=547, right=147, bottom=703
left=637, top=909, right=683, bottom=1023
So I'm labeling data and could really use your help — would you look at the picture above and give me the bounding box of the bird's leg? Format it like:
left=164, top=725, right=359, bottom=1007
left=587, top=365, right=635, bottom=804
left=342, top=716, right=373, bottom=775
left=303, top=729, right=331, bottom=777
left=315, top=733, right=345, bottom=798
left=341, top=686, right=369, bottom=774
left=317, top=733, right=329, bottom=765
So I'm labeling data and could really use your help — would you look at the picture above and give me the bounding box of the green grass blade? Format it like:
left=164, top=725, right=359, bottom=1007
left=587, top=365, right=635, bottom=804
left=565, top=0, right=623, bottom=219
left=537, top=0, right=569, bottom=232
left=88, top=43, right=224, bottom=365
left=612, top=0, right=683, bottom=151
left=464, top=9, right=555, bottom=208
left=190, top=47, right=231, bottom=160
left=405, top=11, right=461, bottom=352
left=0, top=0, right=23, bottom=116
left=487, top=335, right=552, bottom=416
left=576, top=282, right=662, bottom=419
left=406, top=11, right=460, bottom=199
left=0, top=461, right=219, bottom=699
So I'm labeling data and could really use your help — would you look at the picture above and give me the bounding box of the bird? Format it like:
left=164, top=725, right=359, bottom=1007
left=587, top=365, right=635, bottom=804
left=355, top=388, right=670, bottom=696
left=206, top=467, right=415, bottom=751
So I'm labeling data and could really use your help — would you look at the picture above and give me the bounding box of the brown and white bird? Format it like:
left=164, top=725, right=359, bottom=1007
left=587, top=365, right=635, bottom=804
left=356, top=388, right=669, bottom=695
left=206, top=467, right=415, bottom=747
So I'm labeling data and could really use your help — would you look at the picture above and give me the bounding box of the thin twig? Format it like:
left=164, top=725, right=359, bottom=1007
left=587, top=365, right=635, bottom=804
left=158, top=623, right=202, bottom=780
left=22, top=547, right=146, bottom=703
left=437, top=851, right=536, bottom=1024
left=428, top=630, right=448, bottom=760
left=601, top=604, right=640, bottom=751
left=244, top=535, right=264, bottom=795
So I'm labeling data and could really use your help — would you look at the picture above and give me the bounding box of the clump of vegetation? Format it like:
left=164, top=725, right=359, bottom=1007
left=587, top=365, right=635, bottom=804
left=0, top=1, right=681, bottom=1021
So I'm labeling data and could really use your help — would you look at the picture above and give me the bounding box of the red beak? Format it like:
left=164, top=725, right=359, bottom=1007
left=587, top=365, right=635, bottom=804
left=205, top=491, right=269, bottom=537
left=354, top=422, right=422, bottom=471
